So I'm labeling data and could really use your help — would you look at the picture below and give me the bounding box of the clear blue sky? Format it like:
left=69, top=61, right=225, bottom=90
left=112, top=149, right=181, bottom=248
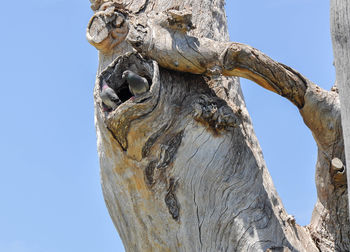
left=0, top=1, right=333, bottom=251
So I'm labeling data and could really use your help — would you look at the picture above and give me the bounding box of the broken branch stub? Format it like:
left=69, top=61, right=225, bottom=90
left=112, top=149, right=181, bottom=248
left=87, top=6, right=307, bottom=108
left=331, top=157, right=347, bottom=186
left=87, top=5, right=128, bottom=54
left=88, top=3, right=348, bottom=250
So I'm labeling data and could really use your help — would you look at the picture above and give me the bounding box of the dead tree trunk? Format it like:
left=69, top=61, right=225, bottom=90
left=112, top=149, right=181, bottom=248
left=87, top=0, right=348, bottom=251
left=331, top=0, right=350, bottom=217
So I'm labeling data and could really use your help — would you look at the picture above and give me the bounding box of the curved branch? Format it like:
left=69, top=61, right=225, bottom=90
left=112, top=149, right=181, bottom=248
left=86, top=9, right=308, bottom=108
left=126, top=11, right=308, bottom=108
left=125, top=10, right=348, bottom=250
left=87, top=6, right=348, bottom=251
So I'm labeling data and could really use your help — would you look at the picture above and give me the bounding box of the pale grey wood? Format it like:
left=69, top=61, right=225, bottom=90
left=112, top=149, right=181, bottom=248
left=125, top=6, right=349, bottom=250
left=86, top=0, right=349, bottom=251
left=331, top=0, right=350, bottom=219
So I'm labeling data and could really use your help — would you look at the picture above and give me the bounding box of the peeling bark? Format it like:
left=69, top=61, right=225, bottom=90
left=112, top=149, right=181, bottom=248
left=87, top=0, right=348, bottom=251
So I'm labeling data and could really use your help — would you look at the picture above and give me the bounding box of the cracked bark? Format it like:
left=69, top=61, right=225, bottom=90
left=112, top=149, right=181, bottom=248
left=87, top=0, right=348, bottom=251
left=331, top=0, right=350, bottom=221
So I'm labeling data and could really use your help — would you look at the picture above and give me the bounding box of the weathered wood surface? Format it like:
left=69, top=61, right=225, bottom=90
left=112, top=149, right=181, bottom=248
left=87, top=0, right=348, bottom=251
left=331, top=0, right=350, bottom=218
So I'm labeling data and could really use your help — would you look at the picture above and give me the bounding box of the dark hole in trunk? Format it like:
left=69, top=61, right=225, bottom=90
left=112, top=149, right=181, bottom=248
left=117, top=84, right=133, bottom=102
left=116, top=76, right=152, bottom=103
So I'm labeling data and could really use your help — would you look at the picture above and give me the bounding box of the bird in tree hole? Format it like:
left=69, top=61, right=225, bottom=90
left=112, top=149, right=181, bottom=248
left=122, top=70, right=150, bottom=100
left=100, top=79, right=121, bottom=111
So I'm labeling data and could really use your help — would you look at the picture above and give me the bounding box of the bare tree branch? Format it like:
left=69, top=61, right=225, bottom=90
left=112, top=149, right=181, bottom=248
left=86, top=3, right=349, bottom=251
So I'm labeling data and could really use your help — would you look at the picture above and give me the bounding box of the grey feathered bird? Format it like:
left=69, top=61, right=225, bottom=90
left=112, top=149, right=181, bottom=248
left=100, top=80, right=121, bottom=111
left=122, top=70, right=149, bottom=97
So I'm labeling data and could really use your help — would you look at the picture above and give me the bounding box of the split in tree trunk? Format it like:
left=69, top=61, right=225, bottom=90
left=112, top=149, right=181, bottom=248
left=87, top=1, right=349, bottom=251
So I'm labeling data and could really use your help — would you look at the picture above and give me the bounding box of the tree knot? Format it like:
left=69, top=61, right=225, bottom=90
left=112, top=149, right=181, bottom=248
left=161, top=9, right=196, bottom=32
left=192, top=94, right=238, bottom=133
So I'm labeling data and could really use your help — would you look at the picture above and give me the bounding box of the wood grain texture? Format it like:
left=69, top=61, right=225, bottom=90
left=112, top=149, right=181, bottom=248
left=331, top=0, right=350, bottom=223
left=126, top=12, right=307, bottom=108
left=87, top=0, right=348, bottom=251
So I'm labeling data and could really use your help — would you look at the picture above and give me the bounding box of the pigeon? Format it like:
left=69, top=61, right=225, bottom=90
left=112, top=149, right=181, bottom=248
left=100, top=80, right=121, bottom=111
left=122, top=70, right=149, bottom=98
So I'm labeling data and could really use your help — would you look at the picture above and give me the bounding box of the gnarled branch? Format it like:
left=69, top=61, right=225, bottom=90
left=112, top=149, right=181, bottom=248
left=86, top=4, right=348, bottom=251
